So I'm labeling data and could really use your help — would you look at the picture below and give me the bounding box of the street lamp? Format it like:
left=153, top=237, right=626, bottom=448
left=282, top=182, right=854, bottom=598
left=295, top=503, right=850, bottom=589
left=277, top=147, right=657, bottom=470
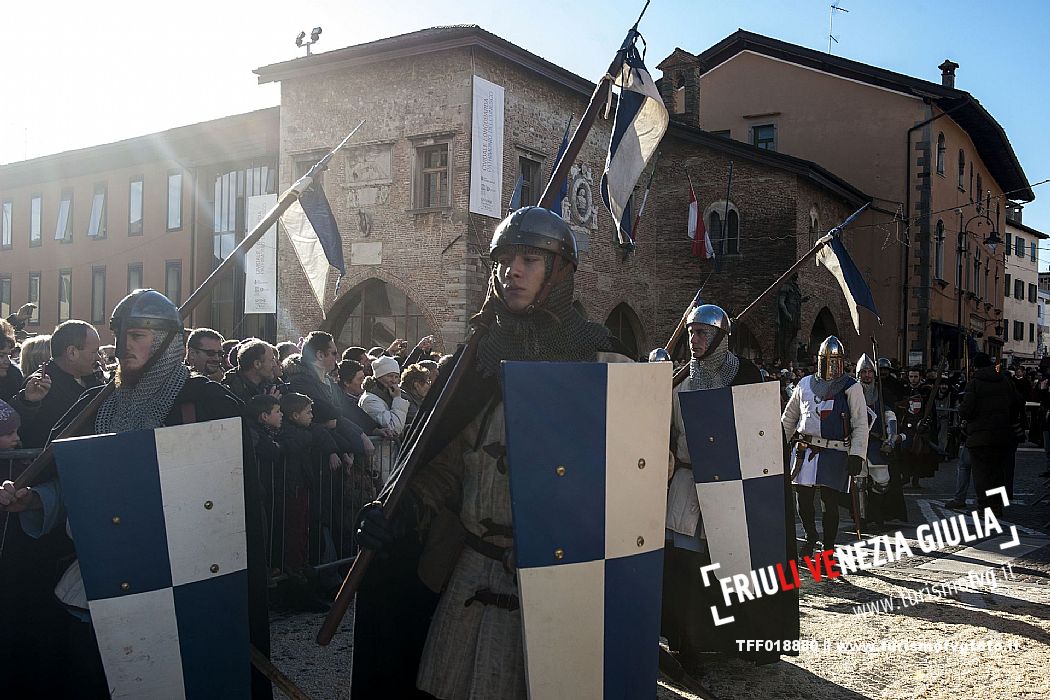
left=955, top=211, right=1004, bottom=368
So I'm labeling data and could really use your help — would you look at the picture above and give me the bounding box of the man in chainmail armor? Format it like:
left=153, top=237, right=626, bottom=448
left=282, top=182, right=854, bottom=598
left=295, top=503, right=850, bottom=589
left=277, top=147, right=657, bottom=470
left=781, top=336, right=869, bottom=559
left=351, top=207, right=630, bottom=699
left=0, top=290, right=271, bottom=699
left=662, top=304, right=771, bottom=671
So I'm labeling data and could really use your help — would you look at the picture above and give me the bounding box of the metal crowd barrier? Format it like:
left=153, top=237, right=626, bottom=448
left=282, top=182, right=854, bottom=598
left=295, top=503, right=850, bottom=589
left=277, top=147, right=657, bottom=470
left=261, top=436, right=399, bottom=582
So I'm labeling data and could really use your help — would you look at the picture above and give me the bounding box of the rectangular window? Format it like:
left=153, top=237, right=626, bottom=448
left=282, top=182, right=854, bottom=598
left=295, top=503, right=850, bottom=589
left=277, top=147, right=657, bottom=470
left=54, top=189, right=73, bottom=242
left=1, top=200, right=10, bottom=248
left=127, top=263, right=143, bottom=293
left=1031, top=323, right=1036, bottom=342
left=91, top=267, right=106, bottom=324
left=27, top=273, right=40, bottom=325
left=165, top=261, right=182, bottom=305
left=30, top=195, right=41, bottom=246
left=88, top=183, right=106, bottom=238
left=1005, top=273, right=1011, bottom=297
left=1014, top=320, right=1025, bottom=342
left=58, top=269, right=72, bottom=323
left=518, top=156, right=541, bottom=208
left=1032, top=241, right=1038, bottom=262
left=0, top=275, right=10, bottom=319
left=167, top=171, right=183, bottom=231
left=415, top=144, right=450, bottom=209
left=1015, top=279, right=1025, bottom=300
left=751, top=124, right=776, bottom=151
left=1004, top=319, right=1009, bottom=341
left=1016, top=235, right=1025, bottom=257
left=1030, top=283, right=1038, bottom=303
left=1006, top=231, right=1012, bottom=251
left=129, top=177, right=143, bottom=235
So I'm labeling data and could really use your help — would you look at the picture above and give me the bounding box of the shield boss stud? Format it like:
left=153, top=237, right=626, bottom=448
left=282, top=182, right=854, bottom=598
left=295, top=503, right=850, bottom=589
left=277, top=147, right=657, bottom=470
left=636, top=536, right=645, bottom=547
left=554, top=548, right=565, bottom=560
left=111, top=516, right=121, bottom=525
left=204, top=500, right=214, bottom=510
left=708, top=436, right=715, bottom=443
left=210, top=564, right=220, bottom=574
left=555, top=466, right=566, bottom=477
left=637, top=458, right=645, bottom=469
left=120, top=582, right=130, bottom=592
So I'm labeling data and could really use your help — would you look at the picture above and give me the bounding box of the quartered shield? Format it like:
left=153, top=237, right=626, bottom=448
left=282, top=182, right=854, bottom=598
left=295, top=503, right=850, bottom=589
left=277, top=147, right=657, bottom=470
left=52, top=418, right=250, bottom=699
left=503, top=361, right=672, bottom=700
left=678, top=381, right=799, bottom=641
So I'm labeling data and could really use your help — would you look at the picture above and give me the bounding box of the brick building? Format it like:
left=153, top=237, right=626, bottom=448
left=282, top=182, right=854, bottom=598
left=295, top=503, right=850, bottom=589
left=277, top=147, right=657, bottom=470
left=0, top=108, right=280, bottom=342
left=255, top=26, right=867, bottom=362
left=659, top=30, right=1035, bottom=368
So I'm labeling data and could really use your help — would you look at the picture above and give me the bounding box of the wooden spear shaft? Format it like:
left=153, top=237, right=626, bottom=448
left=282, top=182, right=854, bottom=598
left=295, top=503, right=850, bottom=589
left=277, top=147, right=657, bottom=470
left=12, top=121, right=365, bottom=491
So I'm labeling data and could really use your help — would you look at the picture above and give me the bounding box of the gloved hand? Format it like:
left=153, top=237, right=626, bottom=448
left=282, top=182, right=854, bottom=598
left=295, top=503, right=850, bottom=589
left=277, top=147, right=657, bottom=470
left=847, top=455, right=864, bottom=476
left=355, top=501, right=394, bottom=551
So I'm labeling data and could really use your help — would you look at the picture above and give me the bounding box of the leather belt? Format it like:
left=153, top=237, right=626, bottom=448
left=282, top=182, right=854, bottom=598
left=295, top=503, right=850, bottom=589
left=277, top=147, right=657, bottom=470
left=464, top=587, right=520, bottom=611
left=465, top=530, right=510, bottom=564
left=799, top=434, right=849, bottom=451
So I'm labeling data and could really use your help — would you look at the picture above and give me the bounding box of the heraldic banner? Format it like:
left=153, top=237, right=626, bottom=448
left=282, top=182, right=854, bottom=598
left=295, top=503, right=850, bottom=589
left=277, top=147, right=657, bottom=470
left=503, top=361, right=672, bottom=700
left=53, top=417, right=250, bottom=699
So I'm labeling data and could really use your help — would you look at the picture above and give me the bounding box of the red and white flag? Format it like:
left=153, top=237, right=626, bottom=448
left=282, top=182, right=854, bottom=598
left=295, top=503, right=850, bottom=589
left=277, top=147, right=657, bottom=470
left=687, top=183, right=713, bottom=258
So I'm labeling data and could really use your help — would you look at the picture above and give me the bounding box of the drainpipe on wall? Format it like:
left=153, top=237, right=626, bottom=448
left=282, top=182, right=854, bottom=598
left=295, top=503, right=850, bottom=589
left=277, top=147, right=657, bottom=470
left=189, top=165, right=198, bottom=328
left=903, top=98, right=968, bottom=364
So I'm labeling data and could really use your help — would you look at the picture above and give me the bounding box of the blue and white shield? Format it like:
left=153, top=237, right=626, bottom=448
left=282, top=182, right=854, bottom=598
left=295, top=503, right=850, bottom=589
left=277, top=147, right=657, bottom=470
left=678, top=382, right=789, bottom=581
left=503, top=361, right=671, bottom=700
left=52, top=418, right=250, bottom=699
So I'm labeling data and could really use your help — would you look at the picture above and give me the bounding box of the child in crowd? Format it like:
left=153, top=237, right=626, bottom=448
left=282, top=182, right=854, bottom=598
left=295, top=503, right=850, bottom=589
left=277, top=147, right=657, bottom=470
left=244, top=395, right=283, bottom=575
left=0, top=399, right=22, bottom=449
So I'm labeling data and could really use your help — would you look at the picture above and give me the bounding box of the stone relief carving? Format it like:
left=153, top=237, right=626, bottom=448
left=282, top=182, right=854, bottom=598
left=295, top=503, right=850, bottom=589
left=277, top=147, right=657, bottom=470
left=568, top=163, right=598, bottom=231
left=344, top=144, right=392, bottom=186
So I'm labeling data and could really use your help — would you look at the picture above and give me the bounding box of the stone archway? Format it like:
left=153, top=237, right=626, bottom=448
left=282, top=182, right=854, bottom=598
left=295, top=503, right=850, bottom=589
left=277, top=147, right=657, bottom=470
left=808, top=307, right=840, bottom=362
left=604, top=302, right=645, bottom=360
left=324, top=277, right=432, bottom=351
left=730, top=320, right=762, bottom=361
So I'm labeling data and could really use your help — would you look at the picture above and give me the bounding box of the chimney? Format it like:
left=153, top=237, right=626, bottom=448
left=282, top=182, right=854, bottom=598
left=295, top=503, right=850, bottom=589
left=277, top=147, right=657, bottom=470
left=939, top=60, right=959, bottom=89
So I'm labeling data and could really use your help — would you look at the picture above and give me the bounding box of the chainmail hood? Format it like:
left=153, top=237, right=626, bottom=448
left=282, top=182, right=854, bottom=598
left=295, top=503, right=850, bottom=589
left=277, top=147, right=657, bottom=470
left=687, top=334, right=740, bottom=390
left=810, top=372, right=852, bottom=400
left=475, top=246, right=612, bottom=378
left=96, top=331, right=189, bottom=433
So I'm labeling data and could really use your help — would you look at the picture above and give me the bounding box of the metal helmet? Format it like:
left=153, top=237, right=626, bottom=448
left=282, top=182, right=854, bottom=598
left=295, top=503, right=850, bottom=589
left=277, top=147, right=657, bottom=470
left=110, top=289, right=182, bottom=358
left=816, top=335, right=847, bottom=380
left=489, top=206, right=579, bottom=268
left=877, top=357, right=893, bottom=371
left=856, top=353, right=876, bottom=376
left=648, top=348, right=671, bottom=363
left=685, top=304, right=731, bottom=359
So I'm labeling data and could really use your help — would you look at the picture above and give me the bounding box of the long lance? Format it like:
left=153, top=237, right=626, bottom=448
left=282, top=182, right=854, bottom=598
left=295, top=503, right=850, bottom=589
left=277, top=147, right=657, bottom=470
left=12, top=120, right=365, bottom=492
left=872, top=335, right=890, bottom=446
left=732, top=202, right=869, bottom=325
left=317, top=3, right=654, bottom=646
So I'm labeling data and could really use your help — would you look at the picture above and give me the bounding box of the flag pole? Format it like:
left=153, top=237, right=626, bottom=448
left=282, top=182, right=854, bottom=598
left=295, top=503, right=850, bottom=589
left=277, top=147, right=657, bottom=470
left=317, top=6, right=654, bottom=646
left=11, top=121, right=366, bottom=491
left=715, top=161, right=733, bottom=270
left=733, top=202, right=869, bottom=324
left=630, top=150, right=660, bottom=237
left=536, top=3, right=649, bottom=209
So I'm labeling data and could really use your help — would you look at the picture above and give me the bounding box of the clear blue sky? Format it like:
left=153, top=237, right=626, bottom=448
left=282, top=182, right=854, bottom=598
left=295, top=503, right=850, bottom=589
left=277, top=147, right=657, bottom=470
left=2, top=1, right=1047, bottom=261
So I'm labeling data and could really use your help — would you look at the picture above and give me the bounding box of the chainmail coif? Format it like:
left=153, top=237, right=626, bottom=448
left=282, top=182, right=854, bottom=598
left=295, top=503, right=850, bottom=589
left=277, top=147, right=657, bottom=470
left=475, top=247, right=612, bottom=378
left=95, top=331, right=189, bottom=433
left=687, top=334, right=740, bottom=390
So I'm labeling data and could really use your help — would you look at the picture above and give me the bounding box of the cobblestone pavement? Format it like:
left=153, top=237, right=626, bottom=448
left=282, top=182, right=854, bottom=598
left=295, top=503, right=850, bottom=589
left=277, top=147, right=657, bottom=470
left=272, top=450, right=1050, bottom=699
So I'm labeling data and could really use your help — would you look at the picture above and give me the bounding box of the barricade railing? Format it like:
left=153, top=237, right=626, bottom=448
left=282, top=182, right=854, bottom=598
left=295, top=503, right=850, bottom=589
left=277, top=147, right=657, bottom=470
left=262, top=436, right=399, bottom=583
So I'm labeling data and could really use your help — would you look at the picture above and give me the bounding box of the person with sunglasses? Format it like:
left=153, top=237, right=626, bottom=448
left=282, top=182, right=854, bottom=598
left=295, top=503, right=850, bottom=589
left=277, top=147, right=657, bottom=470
left=185, top=327, right=225, bottom=381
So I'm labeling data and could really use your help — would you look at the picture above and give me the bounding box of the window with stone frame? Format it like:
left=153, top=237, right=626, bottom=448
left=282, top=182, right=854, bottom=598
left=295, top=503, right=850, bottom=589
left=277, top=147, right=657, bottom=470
left=0, top=275, right=9, bottom=319
left=55, top=189, right=73, bottom=242
left=751, top=124, right=776, bottom=151
left=1014, top=320, right=1024, bottom=342
left=415, top=143, right=451, bottom=210
left=1030, top=283, right=1038, bottom=304
left=27, top=272, right=39, bottom=324
left=58, top=269, right=71, bottom=323
left=957, top=150, right=965, bottom=190
left=1015, top=279, right=1025, bottom=300
left=934, top=219, right=945, bottom=279
left=91, top=267, right=106, bottom=324
left=936, top=133, right=945, bottom=175
left=518, top=156, right=542, bottom=208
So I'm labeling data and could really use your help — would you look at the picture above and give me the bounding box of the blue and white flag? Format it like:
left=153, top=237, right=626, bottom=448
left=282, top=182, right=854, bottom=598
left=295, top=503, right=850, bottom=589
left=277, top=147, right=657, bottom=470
left=503, top=361, right=672, bottom=699
left=53, top=418, right=250, bottom=699
left=815, top=205, right=879, bottom=334
left=509, top=173, right=525, bottom=213
left=281, top=183, right=346, bottom=312
left=600, top=39, right=668, bottom=250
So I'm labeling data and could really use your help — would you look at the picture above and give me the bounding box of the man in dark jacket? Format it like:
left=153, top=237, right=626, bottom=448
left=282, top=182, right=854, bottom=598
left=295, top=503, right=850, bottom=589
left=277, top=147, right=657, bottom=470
left=223, top=338, right=281, bottom=403
left=10, top=320, right=103, bottom=452
left=959, top=353, right=1023, bottom=515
